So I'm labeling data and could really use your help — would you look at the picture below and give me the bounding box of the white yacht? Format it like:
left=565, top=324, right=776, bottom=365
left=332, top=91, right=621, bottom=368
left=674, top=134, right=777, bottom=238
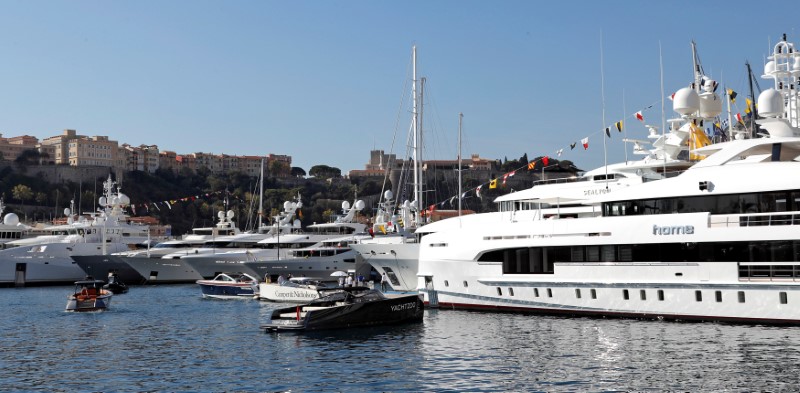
left=181, top=199, right=367, bottom=279
left=0, top=198, right=33, bottom=248
left=0, top=176, right=153, bottom=286
left=417, top=35, right=800, bottom=324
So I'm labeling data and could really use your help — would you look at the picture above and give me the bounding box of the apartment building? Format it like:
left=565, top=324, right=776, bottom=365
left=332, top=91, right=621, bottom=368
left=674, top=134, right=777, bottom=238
left=0, top=134, right=40, bottom=161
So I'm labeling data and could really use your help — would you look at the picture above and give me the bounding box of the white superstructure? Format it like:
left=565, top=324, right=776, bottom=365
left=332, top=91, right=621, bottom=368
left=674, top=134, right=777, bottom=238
left=418, top=36, right=800, bottom=324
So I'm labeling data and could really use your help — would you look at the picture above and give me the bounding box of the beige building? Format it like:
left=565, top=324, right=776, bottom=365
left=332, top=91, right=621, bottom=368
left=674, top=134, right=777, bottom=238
left=0, top=134, right=40, bottom=162
left=39, top=129, right=118, bottom=167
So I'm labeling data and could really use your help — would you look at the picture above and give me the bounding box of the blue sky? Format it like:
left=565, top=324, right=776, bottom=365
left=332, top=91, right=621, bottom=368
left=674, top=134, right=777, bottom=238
left=0, top=1, right=795, bottom=174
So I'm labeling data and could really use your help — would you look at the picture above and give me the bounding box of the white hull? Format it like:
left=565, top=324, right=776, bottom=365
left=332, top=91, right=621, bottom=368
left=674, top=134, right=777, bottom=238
left=0, top=242, right=131, bottom=285
left=180, top=249, right=282, bottom=279
left=351, top=243, right=419, bottom=291
left=124, top=257, right=203, bottom=283
left=244, top=250, right=366, bottom=283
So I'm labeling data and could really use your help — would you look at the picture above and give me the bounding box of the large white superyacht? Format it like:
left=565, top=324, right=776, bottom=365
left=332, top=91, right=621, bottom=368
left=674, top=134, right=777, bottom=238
left=0, top=176, right=153, bottom=286
left=418, top=35, right=800, bottom=324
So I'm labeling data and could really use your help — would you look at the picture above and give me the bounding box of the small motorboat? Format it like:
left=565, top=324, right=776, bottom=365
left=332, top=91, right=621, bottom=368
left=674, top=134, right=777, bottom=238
left=102, top=272, right=129, bottom=294
left=257, top=277, right=328, bottom=302
left=196, top=272, right=259, bottom=299
left=261, top=287, right=424, bottom=332
left=66, top=277, right=113, bottom=312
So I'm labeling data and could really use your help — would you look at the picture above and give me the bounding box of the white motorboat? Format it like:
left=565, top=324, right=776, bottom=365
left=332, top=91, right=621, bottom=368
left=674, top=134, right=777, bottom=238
left=257, top=277, right=329, bottom=302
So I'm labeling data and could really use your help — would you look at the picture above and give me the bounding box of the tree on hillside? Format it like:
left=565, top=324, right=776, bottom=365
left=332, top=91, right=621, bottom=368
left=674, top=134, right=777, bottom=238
left=15, top=149, right=49, bottom=165
left=12, top=184, right=33, bottom=220
left=290, top=167, right=306, bottom=178
left=269, top=160, right=290, bottom=178
left=309, top=165, right=341, bottom=179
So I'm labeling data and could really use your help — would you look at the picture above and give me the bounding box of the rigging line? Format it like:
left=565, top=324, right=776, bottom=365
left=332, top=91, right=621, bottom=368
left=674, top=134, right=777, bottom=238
left=377, top=52, right=415, bottom=207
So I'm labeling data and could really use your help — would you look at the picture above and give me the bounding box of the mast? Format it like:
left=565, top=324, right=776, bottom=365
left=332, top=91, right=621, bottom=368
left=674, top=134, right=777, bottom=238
left=746, top=61, right=760, bottom=138
left=258, top=157, right=264, bottom=230
left=457, top=112, right=463, bottom=217
left=411, top=45, right=421, bottom=225
left=419, top=76, right=426, bottom=221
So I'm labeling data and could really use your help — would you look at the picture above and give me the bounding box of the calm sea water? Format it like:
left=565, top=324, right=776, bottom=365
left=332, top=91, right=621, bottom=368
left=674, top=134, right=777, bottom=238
left=1, top=284, right=799, bottom=392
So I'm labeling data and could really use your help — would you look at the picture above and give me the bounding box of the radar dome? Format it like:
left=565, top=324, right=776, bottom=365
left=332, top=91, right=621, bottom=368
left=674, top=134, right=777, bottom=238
left=673, top=87, right=700, bottom=116
left=403, top=200, right=410, bottom=208
left=118, top=193, right=130, bottom=206
left=765, top=60, right=776, bottom=76
left=342, top=201, right=351, bottom=210
left=64, top=208, right=71, bottom=216
left=4, top=212, right=19, bottom=226
left=226, top=210, right=235, bottom=218
left=110, top=196, right=119, bottom=206
left=293, top=219, right=302, bottom=227
left=355, top=200, right=365, bottom=210
left=283, top=201, right=291, bottom=210
left=758, top=88, right=784, bottom=118
left=218, top=211, right=225, bottom=219
left=384, top=190, right=393, bottom=200
left=410, top=200, right=419, bottom=210
left=98, top=197, right=107, bottom=207
left=698, top=92, right=722, bottom=118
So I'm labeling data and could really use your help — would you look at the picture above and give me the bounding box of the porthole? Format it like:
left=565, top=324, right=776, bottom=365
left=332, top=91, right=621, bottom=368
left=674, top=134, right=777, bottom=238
left=463, top=281, right=468, bottom=288
left=509, top=288, right=515, bottom=297
left=575, top=288, right=582, bottom=299
left=640, top=290, right=646, bottom=301
left=695, top=290, right=702, bottom=302
left=590, top=289, right=597, bottom=299
left=534, top=288, right=539, bottom=297
left=547, top=288, right=553, bottom=298
left=715, top=291, right=722, bottom=303
left=497, top=287, right=503, bottom=296
left=623, top=289, right=629, bottom=300
left=738, top=291, right=746, bottom=303
left=444, top=280, right=449, bottom=287
left=780, top=292, right=788, bottom=304
left=657, top=290, right=664, bottom=301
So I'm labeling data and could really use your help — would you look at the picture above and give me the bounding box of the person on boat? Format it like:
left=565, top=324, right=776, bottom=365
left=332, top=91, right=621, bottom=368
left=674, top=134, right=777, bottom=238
left=345, top=274, right=353, bottom=287
left=381, top=273, right=388, bottom=292
left=357, top=274, right=364, bottom=286
left=338, top=276, right=345, bottom=287
left=277, top=274, right=286, bottom=285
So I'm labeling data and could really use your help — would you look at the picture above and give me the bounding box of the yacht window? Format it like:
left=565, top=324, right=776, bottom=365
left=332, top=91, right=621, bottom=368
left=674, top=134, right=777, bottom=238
left=695, top=291, right=702, bottom=302
left=657, top=290, right=664, bottom=301
left=780, top=292, right=788, bottom=304
left=534, top=288, right=539, bottom=297
left=463, top=281, right=468, bottom=288
left=547, top=288, right=552, bottom=298
left=715, top=291, right=722, bottom=302
left=590, top=289, right=597, bottom=299
left=586, top=246, right=600, bottom=262
left=622, top=289, right=629, bottom=300
left=640, top=290, right=646, bottom=301
left=509, top=288, right=514, bottom=297
left=575, top=288, right=581, bottom=299
left=497, top=287, right=502, bottom=296
left=738, top=291, right=746, bottom=303
left=444, top=280, right=449, bottom=287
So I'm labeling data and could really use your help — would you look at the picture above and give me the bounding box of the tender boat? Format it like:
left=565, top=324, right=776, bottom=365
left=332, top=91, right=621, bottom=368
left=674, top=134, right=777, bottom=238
left=257, top=277, right=328, bottom=302
left=66, top=278, right=113, bottom=312
left=196, top=272, right=259, bottom=299
left=261, top=287, right=424, bottom=332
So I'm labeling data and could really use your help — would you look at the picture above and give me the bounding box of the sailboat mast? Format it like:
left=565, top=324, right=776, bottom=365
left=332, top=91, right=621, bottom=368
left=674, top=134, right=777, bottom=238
left=411, top=45, right=421, bottom=225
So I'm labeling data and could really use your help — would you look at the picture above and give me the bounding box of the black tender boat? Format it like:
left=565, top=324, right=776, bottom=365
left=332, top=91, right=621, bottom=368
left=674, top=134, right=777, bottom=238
left=261, top=287, right=424, bottom=332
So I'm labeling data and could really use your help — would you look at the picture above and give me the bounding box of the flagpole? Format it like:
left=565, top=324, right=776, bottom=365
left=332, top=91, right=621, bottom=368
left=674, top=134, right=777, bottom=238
left=623, top=89, right=628, bottom=164
left=457, top=112, right=462, bottom=218
left=600, top=30, right=608, bottom=187
left=660, top=41, right=666, bottom=174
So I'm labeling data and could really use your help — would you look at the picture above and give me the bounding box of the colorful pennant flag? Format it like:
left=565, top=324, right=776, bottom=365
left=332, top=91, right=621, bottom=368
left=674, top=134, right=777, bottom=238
left=476, top=185, right=482, bottom=198
left=570, top=142, right=577, bottom=150
left=527, top=161, right=535, bottom=170
left=635, top=111, right=644, bottom=123
left=605, top=127, right=611, bottom=138
left=502, top=171, right=516, bottom=184
left=542, top=156, right=549, bottom=166
left=489, top=179, right=498, bottom=189
left=615, top=121, right=623, bottom=132
left=556, top=148, right=563, bottom=157
left=581, top=137, right=589, bottom=150
left=745, top=98, right=752, bottom=114
left=736, top=112, right=744, bottom=124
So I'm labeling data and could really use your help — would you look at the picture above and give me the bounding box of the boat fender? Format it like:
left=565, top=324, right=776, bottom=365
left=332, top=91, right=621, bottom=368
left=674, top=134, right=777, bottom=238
left=296, top=306, right=301, bottom=321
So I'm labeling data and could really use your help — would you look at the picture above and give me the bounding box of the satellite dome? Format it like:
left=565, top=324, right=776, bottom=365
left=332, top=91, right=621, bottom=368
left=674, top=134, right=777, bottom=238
left=118, top=193, right=130, bottom=206
left=218, top=211, right=225, bottom=219
left=98, top=197, right=107, bottom=207
left=4, top=213, right=19, bottom=226
left=110, top=196, right=119, bottom=206
left=765, top=60, right=776, bottom=76
left=355, top=200, right=365, bottom=210
left=283, top=201, right=291, bottom=210
left=384, top=190, right=393, bottom=200
left=403, top=200, right=410, bottom=208
left=226, top=210, right=235, bottom=219
left=342, top=201, right=351, bottom=210
left=293, top=219, right=302, bottom=227
left=758, top=88, right=784, bottom=118
left=410, top=200, right=419, bottom=210
left=673, top=87, right=700, bottom=116
left=698, top=92, right=722, bottom=118
left=64, top=208, right=71, bottom=216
